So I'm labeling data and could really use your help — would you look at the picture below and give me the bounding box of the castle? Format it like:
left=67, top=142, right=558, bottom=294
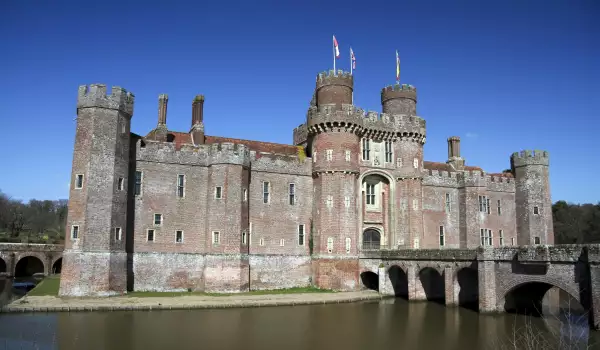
left=59, top=69, right=554, bottom=296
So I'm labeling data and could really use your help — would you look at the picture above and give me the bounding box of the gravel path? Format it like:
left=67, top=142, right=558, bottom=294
left=1, top=291, right=384, bottom=313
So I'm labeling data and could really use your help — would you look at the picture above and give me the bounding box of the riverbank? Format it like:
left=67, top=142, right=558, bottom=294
left=1, top=290, right=384, bottom=313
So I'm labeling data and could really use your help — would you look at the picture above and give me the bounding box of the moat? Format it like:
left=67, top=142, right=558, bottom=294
left=0, top=295, right=597, bottom=350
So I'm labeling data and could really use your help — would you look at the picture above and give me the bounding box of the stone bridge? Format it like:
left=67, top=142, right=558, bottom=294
left=0, top=243, right=63, bottom=277
left=359, top=245, right=600, bottom=329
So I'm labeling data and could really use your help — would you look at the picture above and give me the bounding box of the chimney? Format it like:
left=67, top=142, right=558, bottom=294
left=152, top=94, right=169, bottom=142
left=446, top=136, right=465, bottom=170
left=190, top=95, right=205, bottom=145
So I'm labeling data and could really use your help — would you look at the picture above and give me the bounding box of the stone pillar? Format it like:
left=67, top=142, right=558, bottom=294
left=378, top=265, right=394, bottom=296
left=444, top=266, right=457, bottom=306
left=408, top=265, right=427, bottom=301
left=477, top=248, right=498, bottom=312
left=587, top=245, right=600, bottom=329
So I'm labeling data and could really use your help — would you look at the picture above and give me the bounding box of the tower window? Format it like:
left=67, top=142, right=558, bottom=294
left=533, top=206, right=539, bottom=215
left=177, top=175, right=185, bottom=198
left=147, top=229, right=155, bottom=242
left=118, top=177, right=124, bottom=191
left=280, top=239, right=285, bottom=247
left=439, top=226, right=445, bottom=247
left=243, top=188, right=248, bottom=202
left=345, top=150, right=351, bottom=162
left=499, top=230, right=504, bottom=246
left=345, top=237, right=351, bottom=254
left=413, top=199, right=419, bottom=211
left=154, top=213, right=163, bottom=226
left=115, top=227, right=122, bottom=241
left=397, top=157, right=403, bottom=167
left=326, top=149, right=333, bottom=161
left=298, top=224, right=305, bottom=246
left=366, top=184, right=376, bottom=206
left=413, top=158, right=419, bottom=169
left=362, top=138, right=370, bottom=160
left=215, top=186, right=223, bottom=199
left=497, top=200, right=502, bottom=215
left=259, top=238, right=265, bottom=246
left=71, top=225, right=79, bottom=240
left=445, top=193, right=451, bottom=213
left=176, top=230, right=183, bottom=243
left=480, top=228, right=492, bottom=247
left=327, top=237, right=334, bottom=253
left=75, top=174, right=84, bottom=189
left=326, top=195, right=333, bottom=208
left=134, top=171, right=142, bottom=195
left=242, top=230, right=247, bottom=245
left=478, top=196, right=490, bottom=214
left=534, top=236, right=541, bottom=245
left=212, top=231, right=220, bottom=245
left=263, top=182, right=270, bottom=204
left=384, top=141, right=393, bottom=163
left=289, top=183, right=296, bottom=205
left=345, top=196, right=350, bottom=208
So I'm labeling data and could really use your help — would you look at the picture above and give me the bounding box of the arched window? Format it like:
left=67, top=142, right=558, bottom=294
left=363, top=229, right=381, bottom=250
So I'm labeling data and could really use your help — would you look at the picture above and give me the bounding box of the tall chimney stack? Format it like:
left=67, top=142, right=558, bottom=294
left=446, top=136, right=465, bottom=170
left=190, top=95, right=205, bottom=145
left=151, top=94, right=169, bottom=142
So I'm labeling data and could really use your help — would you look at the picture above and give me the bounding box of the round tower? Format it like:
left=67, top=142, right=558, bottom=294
left=511, top=150, right=553, bottom=245
left=309, top=70, right=361, bottom=291
left=315, top=70, right=353, bottom=109
left=381, top=84, right=417, bottom=115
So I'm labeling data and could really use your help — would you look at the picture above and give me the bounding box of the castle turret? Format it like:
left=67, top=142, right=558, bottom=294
left=60, top=84, right=135, bottom=296
left=191, top=95, right=205, bottom=145
left=309, top=70, right=360, bottom=290
left=381, top=84, right=417, bottom=116
left=446, top=136, right=465, bottom=170
left=511, top=150, right=554, bottom=245
left=315, top=70, right=353, bottom=110
left=152, top=94, right=169, bottom=142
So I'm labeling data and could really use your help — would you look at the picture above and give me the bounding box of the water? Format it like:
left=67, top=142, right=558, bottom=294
left=0, top=298, right=597, bottom=350
left=0, top=278, right=38, bottom=308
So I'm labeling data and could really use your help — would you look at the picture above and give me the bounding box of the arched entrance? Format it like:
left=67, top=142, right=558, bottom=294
left=362, top=229, right=381, bottom=250
left=14, top=256, right=45, bottom=277
left=360, top=271, right=379, bottom=291
left=52, top=258, right=62, bottom=274
left=359, top=171, right=394, bottom=249
left=457, top=267, right=479, bottom=310
left=419, top=267, right=445, bottom=303
left=0, top=258, right=6, bottom=274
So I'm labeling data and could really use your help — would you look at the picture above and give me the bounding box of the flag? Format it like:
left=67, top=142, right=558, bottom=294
left=333, top=35, right=340, bottom=58
left=350, top=47, right=356, bottom=69
left=396, top=50, right=400, bottom=81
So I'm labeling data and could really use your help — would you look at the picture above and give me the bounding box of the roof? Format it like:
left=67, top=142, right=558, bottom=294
left=144, top=130, right=299, bottom=155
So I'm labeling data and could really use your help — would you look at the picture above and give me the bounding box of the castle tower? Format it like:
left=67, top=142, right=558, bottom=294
left=381, top=84, right=426, bottom=249
left=446, top=136, right=465, bottom=170
left=59, top=84, right=134, bottom=296
left=190, top=95, right=205, bottom=145
left=309, top=70, right=361, bottom=290
left=511, top=150, right=554, bottom=245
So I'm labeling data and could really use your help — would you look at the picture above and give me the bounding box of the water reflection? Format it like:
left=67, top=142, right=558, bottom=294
left=0, top=298, right=597, bottom=350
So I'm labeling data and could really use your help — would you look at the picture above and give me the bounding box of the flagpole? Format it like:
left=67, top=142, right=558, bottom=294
left=333, top=35, right=336, bottom=72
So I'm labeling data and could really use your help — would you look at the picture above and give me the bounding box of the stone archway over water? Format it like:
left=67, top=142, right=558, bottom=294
left=504, top=282, right=585, bottom=318
left=52, top=258, right=62, bottom=274
left=14, top=256, right=44, bottom=277
left=419, top=267, right=445, bottom=303
left=0, top=258, right=6, bottom=274
left=360, top=271, right=379, bottom=291
left=457, top=268, right=479, bottom=310
left=389, top=265, right=408, bottom=298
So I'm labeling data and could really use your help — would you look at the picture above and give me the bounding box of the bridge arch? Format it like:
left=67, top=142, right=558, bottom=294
left=360, top=270, right=379, bottom=291
left=456, top=267, right=479, bottom=310
left=52, top=257, right=62, bottom=274
left=419, top=267, right=445, bottom=303
left=0, top=258, right=6, bottom=274
left=501, top=281, right=585, bottom=317
left=389, top=265, right=408, bottom=298
left=14, top=256, right=45, bottom=277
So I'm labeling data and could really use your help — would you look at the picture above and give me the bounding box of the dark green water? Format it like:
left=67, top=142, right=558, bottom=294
left=0, top=298, right=597, bottom=350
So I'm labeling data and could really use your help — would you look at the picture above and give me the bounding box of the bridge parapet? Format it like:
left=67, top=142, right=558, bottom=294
left=0, top=243, right=64, bottom=253
left=361, top=248, right=477, bottom=261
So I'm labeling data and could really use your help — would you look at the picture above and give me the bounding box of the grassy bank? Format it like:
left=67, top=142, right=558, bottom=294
left=128, top=286, right=334, bottom=298
left=27, top=275, right=60, bottom=296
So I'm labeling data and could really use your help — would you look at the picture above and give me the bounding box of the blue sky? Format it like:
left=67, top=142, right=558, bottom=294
left=0, top=0, right=598, bottom=203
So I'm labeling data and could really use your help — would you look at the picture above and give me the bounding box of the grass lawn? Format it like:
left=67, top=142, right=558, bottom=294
left=27, top=275, right=61, bottom=296
left=128, top=286, right=334, bottom=298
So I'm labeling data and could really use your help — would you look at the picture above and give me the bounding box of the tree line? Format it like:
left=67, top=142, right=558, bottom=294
left=0, top=188, right=598, bottom=245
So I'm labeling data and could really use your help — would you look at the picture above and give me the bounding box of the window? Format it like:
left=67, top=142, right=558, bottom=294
left=71, top=225, right=79, bottom=240
left=478, top=196, right=490, bottom=214
left=118, top=177, right=124, bottom=191
left=480, top=228, right=492, bottom=247
left=366, top=184, right=376, bottom=205
left=327, top=237, right=334, bottom=253
left=445, top=193, right=451, bottom=213
left=497, top=200, right=502, bottom=215
left=115, top=227, right=122, bottom=241
left=154, top=214, right=162, bottom=226
left=176, top=230, right=183, bottom=243
left=147, top=229, right=155, bottom=242
left=263, top=182, right=270, bottom=204
left=511, top=237, right=515, bottom=246
left=345, top=150, right=351, bottom=162
left=397, top=157, right=403, bottom=167
left=344, top=196, right=350, bottom=208
left=533, top=206, right=539, bottom=215
left=259, top=238, right=265, bottom=246
left=384, top=141, right=393, bottom=163
left=413, top=158, right=419, bottom=169
left=215, top=186, right=222, bottom=199
left=362, top=138, right=370, bottom=160
left=289, top=183, right=296, bottom=205
left=298, top=224, right=305, bottom=246
left=413, top=199, right=419, bottom=211
left=534, top=236, right=541, bottom=245
left=345, top=237, right=351, bottom=254
left=413, top=238, right=420, bottom=249
left=499, top=230, right=504, bottom=246
left=280, top=239, right=285, bottom=247
left=326, top=149, right=333, bottom=161
left=439, top=226, right=445, bottom=247
left=363, top=229, right=380, bottom=250
left=242, top=230, right=247, bottom=245
left=326, top=195, right=333, bottom=208
left=313, top=151, right=317, bottom=162
left=212, top=231, right=220, bottom=245
left=75, top=174, right=84, bottom=189
left=177, top=175, right=185, bottom=198
left=243, top=188, right=248, bottom=202
left=134, top=171, right=142, bottom=195
left=249, top=222, right=253, bottom=245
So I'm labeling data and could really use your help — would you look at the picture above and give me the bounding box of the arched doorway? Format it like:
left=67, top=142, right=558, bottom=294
left=52, top=258, right=62, bottom=274
left=457, top=267, right=479, bottom=310
left=14, top=256, right=45, bottom=277
left=419, top=267, right=445, bottom=303
left=360, top=271, right=379, bottom=291
left=0, top=258, right=6, bottom=274
left=363, top=229, right=381, bottom=250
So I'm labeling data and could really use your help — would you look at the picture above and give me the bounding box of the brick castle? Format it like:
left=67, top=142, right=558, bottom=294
left=59, top=69, right=554, bottom=296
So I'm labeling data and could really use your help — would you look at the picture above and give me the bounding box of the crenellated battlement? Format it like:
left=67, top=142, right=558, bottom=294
left=77, top=84, right=135, bottom=117
left=306, top=103, right=426, bottom=141
left=137, top=140, right=251, bottom=167
left=381, top=83, right=417, bottom=102
left=422, top=168, right=515, bottom=192
left=316, top=70, right=353, bottom=90
left=293, top=123, right=308, bottom=146
left=511, top=150, right=550, bottom=168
